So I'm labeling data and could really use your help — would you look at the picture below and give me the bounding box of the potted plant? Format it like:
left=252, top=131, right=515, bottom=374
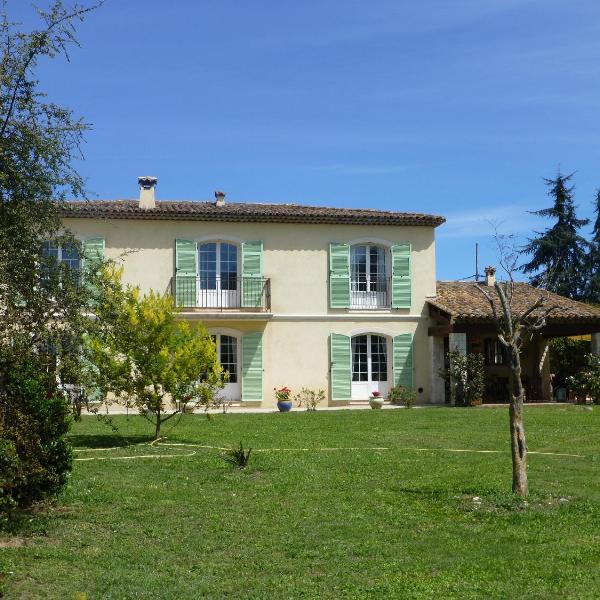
left=274, top=386, right=293, bottom=412
left=369, top=390, right=385, bottom=409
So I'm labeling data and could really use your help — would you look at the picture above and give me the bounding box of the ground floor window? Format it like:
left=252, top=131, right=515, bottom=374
left=211, top=333, right=240, bottom=401
left=484, top=338, right=506, bottom=366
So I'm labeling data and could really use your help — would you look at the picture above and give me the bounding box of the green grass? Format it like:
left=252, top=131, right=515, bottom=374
left=2, top=406, right=600, bottom=599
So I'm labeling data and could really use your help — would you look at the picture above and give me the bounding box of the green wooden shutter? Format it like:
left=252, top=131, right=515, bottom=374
left=175, top=239, right=197, bottom=307
left=391, top=243, right=411, bottom=309
left=82, top=238, right=105, bottom=301
left=330, top=333, right=351, bottom=400
left=393, top=333, right=413, bottom=388
left=83, top=237, right=105, bottom=265
left=242, top=331, right=263, bottom=401
left=242, top=241, right=263, bottom=308
left=329, top=243, right=350, bottom=309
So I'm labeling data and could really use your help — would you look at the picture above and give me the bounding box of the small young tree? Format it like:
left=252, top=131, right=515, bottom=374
left=477, top=235, right=558, bottom=496
left=85, top=267, right=224, bottom=439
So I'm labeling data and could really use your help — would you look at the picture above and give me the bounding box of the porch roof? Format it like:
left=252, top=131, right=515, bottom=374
left=428, top=281, right=600, bottom=330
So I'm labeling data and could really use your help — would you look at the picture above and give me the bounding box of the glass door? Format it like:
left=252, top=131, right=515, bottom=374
left=351, top=334, right=390, bottom=399
left=350, top=245, right=387, bottom=308
left=198, top=242, right=239, bottom=308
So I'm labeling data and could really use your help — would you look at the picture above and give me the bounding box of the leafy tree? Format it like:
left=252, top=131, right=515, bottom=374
left=0, top=1, right=101, bottom=516
left=85, top=267, right=224, bottom=439
left=521, top=172, right=589, bottom=299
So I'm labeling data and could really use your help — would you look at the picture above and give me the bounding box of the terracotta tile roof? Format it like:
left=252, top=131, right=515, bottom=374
left=60, top=199, right=446, bottom=227
left=429, top=281, right=600, bottom=323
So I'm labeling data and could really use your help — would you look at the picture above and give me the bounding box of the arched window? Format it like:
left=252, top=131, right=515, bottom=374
left=351, top=334, right=390, bottom=399
left=211, top=333, right=241, bottom=402
left=198, top=242, right=239, bottom=307
left=350, top=244, right=388, bottom=308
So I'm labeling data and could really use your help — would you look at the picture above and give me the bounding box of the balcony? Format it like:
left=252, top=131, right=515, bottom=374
left=170, top=276, right=271, bottom=312
left=350, top=276, right=391, bottom=309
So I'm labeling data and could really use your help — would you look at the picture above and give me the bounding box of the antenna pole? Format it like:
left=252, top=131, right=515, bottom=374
left=475, top=243, right=480, bottom=282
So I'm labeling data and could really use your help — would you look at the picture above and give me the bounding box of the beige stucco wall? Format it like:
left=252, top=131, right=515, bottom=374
left=194, top=318, right=432, bottom=407
left=64, top=216, right=439, bottom=406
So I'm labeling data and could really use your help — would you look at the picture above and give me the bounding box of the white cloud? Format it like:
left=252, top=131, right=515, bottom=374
left=438, top=204, right=547, bottom=239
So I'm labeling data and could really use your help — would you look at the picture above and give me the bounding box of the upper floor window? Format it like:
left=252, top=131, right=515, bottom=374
left=350, top=244, right=388, bottom=308
left=43, top=241, right=81, bottom=271
left=198, top=241, right=238, bottom=291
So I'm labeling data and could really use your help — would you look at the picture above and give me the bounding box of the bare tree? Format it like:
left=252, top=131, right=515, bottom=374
left=476, top=232, right=558, bottom=496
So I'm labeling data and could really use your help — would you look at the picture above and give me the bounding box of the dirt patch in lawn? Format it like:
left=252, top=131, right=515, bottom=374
left=0, top=537, right=26, bottom=548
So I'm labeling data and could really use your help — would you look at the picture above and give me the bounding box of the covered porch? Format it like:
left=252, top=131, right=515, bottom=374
left=427, top=280, right=600, bottom=404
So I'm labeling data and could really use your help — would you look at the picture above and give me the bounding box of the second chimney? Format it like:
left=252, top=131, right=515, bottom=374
left=215, top=190, right=226, bottom=206
left=484, top=266, right=497, bottom=287
left=138, top=176, right=158, bottom=209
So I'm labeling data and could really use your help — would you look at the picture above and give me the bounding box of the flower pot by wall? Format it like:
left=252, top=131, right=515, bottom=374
left=369, top=397, right=385, bottom=409
left=277, top=400, right=293, bottom=412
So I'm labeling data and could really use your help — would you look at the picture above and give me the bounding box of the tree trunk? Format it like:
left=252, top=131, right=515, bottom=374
left=154, top=409, right=161, bottom=440
left=508, top=347, right=528, bottom=496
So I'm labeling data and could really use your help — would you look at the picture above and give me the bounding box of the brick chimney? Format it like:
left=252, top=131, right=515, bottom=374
left=138, top=176, right=157, bottom=209
left=484, top=266, right=496, bottom=287
left=215, top=190, right=226, bottom=207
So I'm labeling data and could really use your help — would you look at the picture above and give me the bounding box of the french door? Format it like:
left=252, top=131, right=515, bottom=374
left=198, top=242, right=239, bottom=308
left=350, top=245, right=388, bottom=308
left=212, top=334, right=241, bottom=402
left=351, top=334, right=390, bottom=399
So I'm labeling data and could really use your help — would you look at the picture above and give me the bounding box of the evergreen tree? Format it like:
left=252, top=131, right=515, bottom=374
left=521, top=172, right=589, bottom=299
left=584, top=189, right=600, bottom=302
left=0, top=1, right=101, bottom=517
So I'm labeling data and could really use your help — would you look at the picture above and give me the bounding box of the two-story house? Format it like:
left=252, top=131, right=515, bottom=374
left=60, top=177, right=446, bottom=407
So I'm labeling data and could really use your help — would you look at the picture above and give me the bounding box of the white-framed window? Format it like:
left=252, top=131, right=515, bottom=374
left=198, top=241, right=238, bottom=291
left=350, top=244, right=388, bottom=308
left=210, top=332, right=241, bottom=402
left=352, top=334, right=388, bottom=382
left=197, top=241, right=239, bottom=308
left=351, top=334, right=390, bottom=399
left=42, top=240, right=81, bottom=271
left=212, top=333, right=239, bottom=384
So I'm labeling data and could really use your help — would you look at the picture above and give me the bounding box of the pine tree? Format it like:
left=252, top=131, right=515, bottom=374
left=584, top=190, right=600, bottom=302
left=521, top=172, right=589, bottom=299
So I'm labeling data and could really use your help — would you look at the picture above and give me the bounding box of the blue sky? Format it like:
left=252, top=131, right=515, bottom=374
left=13, top=0, right=600, bottom=279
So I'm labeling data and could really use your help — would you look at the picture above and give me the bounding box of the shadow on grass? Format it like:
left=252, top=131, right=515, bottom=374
left=66, top=434, right=153, bottom=449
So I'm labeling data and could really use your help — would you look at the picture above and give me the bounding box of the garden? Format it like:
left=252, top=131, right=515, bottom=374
left=1, top=406, right=599, bottom=599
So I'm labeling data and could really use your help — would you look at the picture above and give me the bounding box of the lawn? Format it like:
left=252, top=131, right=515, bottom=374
left=2, top=406, right=599, bottom=599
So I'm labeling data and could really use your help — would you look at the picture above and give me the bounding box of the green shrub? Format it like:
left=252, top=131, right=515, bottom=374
left=550, top=337, right=590, bottom=392
left=0, top=351, right=72, bottom=515
left=388, top=385, right=417, bottom=407
left=0, top=440, right=19, bottom=523
left=293, top=388, right=325, bottom=411
left=567, top=353, right=600, bottom=404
